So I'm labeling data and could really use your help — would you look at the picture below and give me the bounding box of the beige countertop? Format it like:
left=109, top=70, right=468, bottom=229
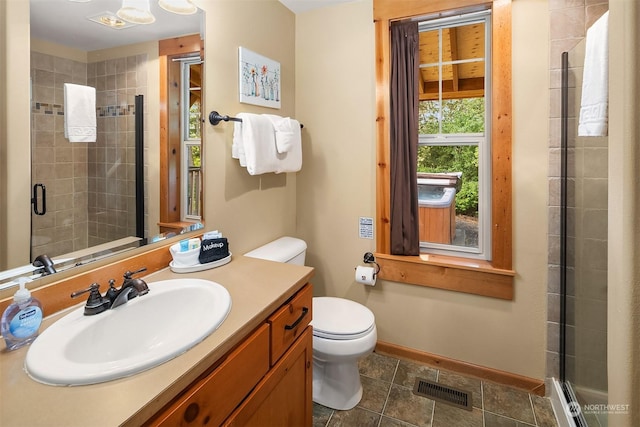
left=0, top=255, right=314, bottom=427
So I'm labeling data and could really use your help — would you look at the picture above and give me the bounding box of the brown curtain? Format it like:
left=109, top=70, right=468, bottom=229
left=390, top=21, right=420, bottom=255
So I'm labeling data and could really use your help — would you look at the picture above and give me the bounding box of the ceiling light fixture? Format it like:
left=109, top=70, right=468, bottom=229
left=117, top=0, right=156, bottom=24
left=88, top=11, right=135, bottom=29
left=158, top=0, right=198, bottom=15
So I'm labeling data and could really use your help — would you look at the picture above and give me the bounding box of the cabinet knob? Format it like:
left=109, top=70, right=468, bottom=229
left=183, top=403, right=200, bottom=423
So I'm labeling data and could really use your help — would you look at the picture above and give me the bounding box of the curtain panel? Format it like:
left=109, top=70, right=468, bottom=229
left=389, top=21, right=420, bottom=255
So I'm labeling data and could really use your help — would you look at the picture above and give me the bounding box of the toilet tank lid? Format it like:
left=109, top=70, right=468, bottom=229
left=244, top=236, right=307, bottom=263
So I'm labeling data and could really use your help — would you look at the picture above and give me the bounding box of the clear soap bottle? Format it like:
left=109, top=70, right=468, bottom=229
left=1, top=278, right=43, bottom=351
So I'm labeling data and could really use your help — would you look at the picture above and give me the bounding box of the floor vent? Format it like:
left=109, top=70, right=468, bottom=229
left=412, top=378, right=473, bottom=411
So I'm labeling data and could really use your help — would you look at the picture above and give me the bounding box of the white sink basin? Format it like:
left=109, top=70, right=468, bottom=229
left=25, top=278, right=232, bottom=386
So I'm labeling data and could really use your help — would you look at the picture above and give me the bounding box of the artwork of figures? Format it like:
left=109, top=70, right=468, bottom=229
left=239, top=47, right=281, bottom=109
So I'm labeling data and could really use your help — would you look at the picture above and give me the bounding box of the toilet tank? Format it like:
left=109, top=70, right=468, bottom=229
left=244, top=236, right=307, bottom=265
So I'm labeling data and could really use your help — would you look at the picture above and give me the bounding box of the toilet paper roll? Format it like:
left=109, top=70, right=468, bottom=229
left=355, top=265, right=376, bottom=286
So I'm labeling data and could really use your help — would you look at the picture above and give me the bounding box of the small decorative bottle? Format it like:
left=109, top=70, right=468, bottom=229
left=1, top=278, right=43, bottom=351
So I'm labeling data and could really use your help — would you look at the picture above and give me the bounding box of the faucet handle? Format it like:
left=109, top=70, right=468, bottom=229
left=105, top=279, right=118, bottom=303
left=70, top=283, right=99, bottom=299
left=123, top=267, right=147, bottom=280
left=71, top=283, right=109, bottom=316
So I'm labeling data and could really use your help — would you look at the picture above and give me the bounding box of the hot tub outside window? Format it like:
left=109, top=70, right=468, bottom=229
left=417, top=174, right=459, bottom=244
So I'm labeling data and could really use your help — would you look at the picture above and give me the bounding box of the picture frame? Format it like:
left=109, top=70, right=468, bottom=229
left=238, top=47, right=281, bottom=109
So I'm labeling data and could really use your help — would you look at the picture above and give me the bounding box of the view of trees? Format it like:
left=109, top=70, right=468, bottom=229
left=417, top=97, right=484, bottom=216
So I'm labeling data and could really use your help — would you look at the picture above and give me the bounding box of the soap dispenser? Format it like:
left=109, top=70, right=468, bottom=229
left=1, top=278, right=43, bottom=351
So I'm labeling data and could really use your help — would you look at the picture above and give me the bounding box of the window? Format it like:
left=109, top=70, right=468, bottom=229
left=181, top=59, right=202, bottom=220
left=417, top=12, right=491, bottom=260
left=374, top=0, right=514, bottom=299
left=159, top=35, right=203, bottom=229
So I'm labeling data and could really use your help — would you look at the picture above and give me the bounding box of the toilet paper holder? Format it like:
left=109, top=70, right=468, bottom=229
left=362, top=252, right=380, bottom=278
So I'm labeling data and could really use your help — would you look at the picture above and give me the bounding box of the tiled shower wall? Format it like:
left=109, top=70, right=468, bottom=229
left=86, top=54, right=148, bottom=247
left=30, top=52, right=148, bottom=258
left=546, top=0, right=609, bottom=390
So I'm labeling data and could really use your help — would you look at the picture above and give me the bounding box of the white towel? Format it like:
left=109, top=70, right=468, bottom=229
left=232, top=115, right=247, bottom=167
left=240, top=113, right=280, bottom=175
left=267, top=116, right=301, bottom=153
left=264, top=114, right=302, bottom=173
left=578, top=11, right=609, bottom=137
left=63, top=83, right=97, bottom=142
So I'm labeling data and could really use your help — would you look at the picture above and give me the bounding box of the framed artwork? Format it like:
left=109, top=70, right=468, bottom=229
left=239, top=47, right=281, bottom=109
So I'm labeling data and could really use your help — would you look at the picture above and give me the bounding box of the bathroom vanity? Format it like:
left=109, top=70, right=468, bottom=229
left=0, top=255, right=314, bottom=427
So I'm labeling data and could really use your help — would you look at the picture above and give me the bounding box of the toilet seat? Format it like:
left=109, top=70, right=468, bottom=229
left=312, top=297, right=375, bottom=340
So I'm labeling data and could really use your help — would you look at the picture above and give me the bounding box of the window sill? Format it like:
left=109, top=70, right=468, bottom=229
left=374, top=253, right=515, bottom=300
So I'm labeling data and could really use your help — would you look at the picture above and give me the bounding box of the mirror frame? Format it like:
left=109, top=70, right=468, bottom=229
left=0, top=229, right=202, bottom=302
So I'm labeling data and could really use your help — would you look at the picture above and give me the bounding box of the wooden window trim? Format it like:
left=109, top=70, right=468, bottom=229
left=374, top=0, right=514, bottom=300
left=159, top=35, right=204, bottom=229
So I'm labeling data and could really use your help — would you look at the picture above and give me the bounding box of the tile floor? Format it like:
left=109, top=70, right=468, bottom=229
left=313, top=352, right=559, bottom=427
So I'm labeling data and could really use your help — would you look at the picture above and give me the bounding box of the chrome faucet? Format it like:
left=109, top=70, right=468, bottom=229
left=71, top=267, right=149, bottom=315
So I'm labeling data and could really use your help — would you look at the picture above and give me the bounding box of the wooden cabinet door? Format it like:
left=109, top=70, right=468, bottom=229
left=146, top=324, right=270, bottom=427
left=224, top=326, right=313, bottom=427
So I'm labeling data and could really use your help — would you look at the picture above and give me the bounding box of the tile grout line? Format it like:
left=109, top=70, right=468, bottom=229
left=529, top=393, right=539, bottom=426
left=481, top=380, right=486, bottom=427
left=527, top=393, right=538, bottom=426
left=324, top=409, right=334, bottom=427
left=480, top=380, right=485, bottom=411
left=430, top=369, right=439, bottom=427
left=483, top=408, right=538, bottom=427
left=376, top=358, right=400, bottom=427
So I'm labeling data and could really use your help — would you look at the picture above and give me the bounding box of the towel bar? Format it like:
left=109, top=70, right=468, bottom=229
left=208, top=111, right=303, bottom=128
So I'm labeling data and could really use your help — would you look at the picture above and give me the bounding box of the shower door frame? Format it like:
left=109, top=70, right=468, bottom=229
left=559, top=45, right=609, bottom=427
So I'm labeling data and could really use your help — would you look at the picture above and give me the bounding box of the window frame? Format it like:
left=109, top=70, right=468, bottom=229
left=158, top=34, right=203, bottom=228
left=417, top=11, right=492, bottom=259
left=180, top=58, right=203, bottom=221
left=374, top=0, right=514, bottom=300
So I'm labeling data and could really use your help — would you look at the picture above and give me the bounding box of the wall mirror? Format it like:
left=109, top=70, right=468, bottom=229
left=0, top=0, right=205, bottom=290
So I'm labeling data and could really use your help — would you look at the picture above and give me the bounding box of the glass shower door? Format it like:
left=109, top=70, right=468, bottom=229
left=560, top=39, right=608, bottom=427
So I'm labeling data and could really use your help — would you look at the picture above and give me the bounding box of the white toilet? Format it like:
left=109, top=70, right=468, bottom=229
left=244, top=237, right=377, bottom=411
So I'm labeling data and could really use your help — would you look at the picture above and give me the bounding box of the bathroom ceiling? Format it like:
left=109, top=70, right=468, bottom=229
left=30, top=0, right=202, bottom=51
left=278, top=0, right=358, bottom=14
left=30, top=0, right=356, bottom=52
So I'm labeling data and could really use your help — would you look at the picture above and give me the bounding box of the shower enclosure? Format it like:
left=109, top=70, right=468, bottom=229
left=558, top=42, right=608, bottom=427
left=30, top=51, right=147, bottom=263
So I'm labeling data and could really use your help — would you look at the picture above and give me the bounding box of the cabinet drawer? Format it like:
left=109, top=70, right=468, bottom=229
left=268, top=283, right=312, bottom=364
left=148, top=323, right=270, bottom=427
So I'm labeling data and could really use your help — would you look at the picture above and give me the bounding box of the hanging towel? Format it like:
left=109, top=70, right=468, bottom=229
left=264, top=114, right=302, bottom=173
left=240, top=113, right=280, bottom=175
left=578, top=11, right=609, bottom=137
left=268, top=116, right=301, bottom=153
left=232, top=114, right=247, bottom=167
left=63, top=83, right=97, bottom=142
